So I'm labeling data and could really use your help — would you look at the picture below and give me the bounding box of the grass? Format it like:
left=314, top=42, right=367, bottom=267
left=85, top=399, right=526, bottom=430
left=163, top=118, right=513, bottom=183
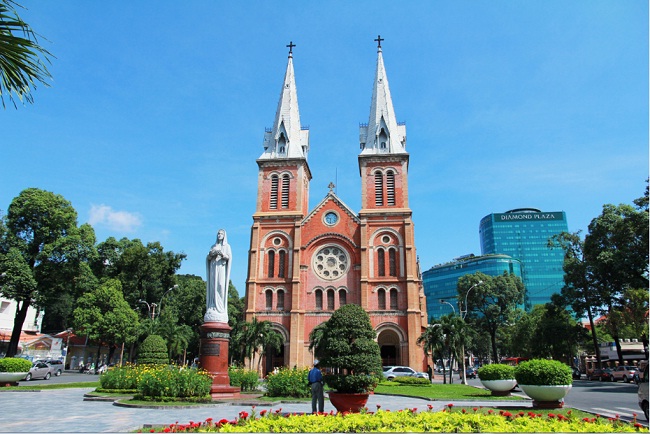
left=0, top=381, right=100, bottom=391
left=374, top=382, right=525, bottom=400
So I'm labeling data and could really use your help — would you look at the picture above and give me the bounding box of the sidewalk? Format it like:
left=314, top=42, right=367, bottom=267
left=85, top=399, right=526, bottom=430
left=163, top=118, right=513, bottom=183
left=0, top=387, right=535, bottom=433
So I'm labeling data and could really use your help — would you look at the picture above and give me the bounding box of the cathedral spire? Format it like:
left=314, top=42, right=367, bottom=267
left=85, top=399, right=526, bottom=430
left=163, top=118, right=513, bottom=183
left=260, top=42, right=310, bottom=160
left=359, top=36, right=406, bottom=155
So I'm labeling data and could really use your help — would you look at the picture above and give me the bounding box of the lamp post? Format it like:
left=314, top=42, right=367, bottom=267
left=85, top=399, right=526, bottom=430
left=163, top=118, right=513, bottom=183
left=157, top=285, right=178, bottom=319
left=439, top=299, right=456, bottom=315
left=138, top=299, right=155, bottom=320
left=458, top=280, right=483, bottom=385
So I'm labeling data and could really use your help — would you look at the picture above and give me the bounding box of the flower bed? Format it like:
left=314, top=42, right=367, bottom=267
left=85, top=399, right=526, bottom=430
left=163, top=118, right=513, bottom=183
left=140, top=406, right=643, bottom=432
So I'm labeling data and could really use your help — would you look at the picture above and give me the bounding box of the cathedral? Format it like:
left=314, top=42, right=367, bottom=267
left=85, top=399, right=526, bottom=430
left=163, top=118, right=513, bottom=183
left=244, top=39, right=428, bottom=375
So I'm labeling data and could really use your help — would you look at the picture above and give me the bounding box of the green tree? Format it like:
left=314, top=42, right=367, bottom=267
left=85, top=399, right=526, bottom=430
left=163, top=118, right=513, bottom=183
left=0, top=188, right=90, bottom=357
left=0, top=0, right=53, bottom=107
left=548, top=230, right=603, bottom=367
left=235, top=317, right=283, bottom=371
left=585, top=201, right=649, bottom=365
left=417, top=321, right=444, bottom=381
left=93, top=237, right=185, bottom=310
left=72, top=279, right=139, bottom=365
left=458, top=272, right=525, bottom=363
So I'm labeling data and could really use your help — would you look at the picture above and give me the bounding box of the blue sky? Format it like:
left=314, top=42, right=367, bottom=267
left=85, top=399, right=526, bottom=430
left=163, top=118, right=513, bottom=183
left=2, top=1, right=648, bottom=293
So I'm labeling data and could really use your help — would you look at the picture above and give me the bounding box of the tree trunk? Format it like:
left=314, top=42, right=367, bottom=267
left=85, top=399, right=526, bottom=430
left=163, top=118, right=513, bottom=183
left=95, top=344, right=102, bottom=373
left=441, top=356, right=447, bottom=384
left=6, top=300, right=30, bottom=357
left=490, top=330, right=499, bottom=364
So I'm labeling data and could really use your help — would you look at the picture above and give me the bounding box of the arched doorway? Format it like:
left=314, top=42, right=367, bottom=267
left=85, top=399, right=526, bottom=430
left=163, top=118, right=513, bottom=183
left=377, top=329, right=401, bottom=366
left=262, top=323, right=289, bottom=376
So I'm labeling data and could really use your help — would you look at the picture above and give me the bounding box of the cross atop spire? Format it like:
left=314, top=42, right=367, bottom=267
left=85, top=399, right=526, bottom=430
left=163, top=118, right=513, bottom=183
left=328, top=182, right=336, bottom=193
left=374, top=35, right=384, bottom=50
left=286, top=41, right=296, bottom=57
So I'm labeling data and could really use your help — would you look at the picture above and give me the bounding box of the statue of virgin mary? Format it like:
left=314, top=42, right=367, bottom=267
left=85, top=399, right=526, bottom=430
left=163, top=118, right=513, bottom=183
left=205, top=229, right=232, bottom=323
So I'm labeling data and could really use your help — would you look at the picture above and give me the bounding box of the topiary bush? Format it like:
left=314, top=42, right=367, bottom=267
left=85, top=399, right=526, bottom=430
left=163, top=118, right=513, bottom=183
left=0, top=357, right=32, bottom=372
left=265, top=366, right=310, bottom=397
left=228, top=366, right=260, bottom=392
left=515, top=359, right=572, bottom=386
left=313, top=304, right=383, bottom=393
left=478, top=364, right=515, bottom=381
left=137, top=335, right=169, bottom=365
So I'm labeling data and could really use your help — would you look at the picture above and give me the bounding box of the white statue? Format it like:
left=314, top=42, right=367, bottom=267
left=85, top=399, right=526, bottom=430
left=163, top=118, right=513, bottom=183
left=205, top=229, right=232, bottom=323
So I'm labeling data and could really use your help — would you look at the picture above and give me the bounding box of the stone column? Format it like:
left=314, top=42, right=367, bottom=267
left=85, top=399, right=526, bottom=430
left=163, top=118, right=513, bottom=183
left=199, top=322, right=240, bottom=399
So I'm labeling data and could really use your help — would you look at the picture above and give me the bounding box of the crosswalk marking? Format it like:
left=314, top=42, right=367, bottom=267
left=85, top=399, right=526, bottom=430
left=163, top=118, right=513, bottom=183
left=592, top=407, right=637, bottom=418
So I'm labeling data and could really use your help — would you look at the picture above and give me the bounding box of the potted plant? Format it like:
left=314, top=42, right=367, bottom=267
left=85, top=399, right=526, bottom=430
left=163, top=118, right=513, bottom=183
left=312, top=304, right=383, bottom=413
left=515, top=359, right=573, bottom=408
left=0, top=357, right=32, bottom=386
left=477, top=364, right=516, bottom=396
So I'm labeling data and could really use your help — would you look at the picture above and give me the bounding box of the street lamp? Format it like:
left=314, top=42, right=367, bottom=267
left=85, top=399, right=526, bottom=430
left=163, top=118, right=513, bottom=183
left=458, top=280, right=483, bottom=385
left=138, top=285, right=178, bottom=321
left=138, top=299, right=155, bottom=320
left=460, top=281, right=483, bottom=320
left=157, top=285, right=178, bottom=319
left=439, top=299, right=456, bottom=315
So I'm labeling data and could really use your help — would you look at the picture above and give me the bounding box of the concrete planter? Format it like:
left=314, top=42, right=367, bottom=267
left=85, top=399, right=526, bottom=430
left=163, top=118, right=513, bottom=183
left=519, top=384, right=572, bottom=408
left=480, top=379, right=517, bottom=395
left=0, top=372, right=27, bottom=386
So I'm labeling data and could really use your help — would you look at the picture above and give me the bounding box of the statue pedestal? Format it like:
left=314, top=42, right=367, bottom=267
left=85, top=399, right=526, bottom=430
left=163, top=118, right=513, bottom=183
left=199, top=321, right=240, bottom=399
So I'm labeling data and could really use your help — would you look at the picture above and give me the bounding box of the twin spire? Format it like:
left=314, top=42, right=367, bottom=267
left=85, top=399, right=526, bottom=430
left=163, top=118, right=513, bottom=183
left=260, top=37, right=406, bottom=161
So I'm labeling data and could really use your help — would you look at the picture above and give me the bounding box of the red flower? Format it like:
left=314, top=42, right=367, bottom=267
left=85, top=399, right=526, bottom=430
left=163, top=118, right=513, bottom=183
left=635, top=423, right=643, bottom=428
left=462, top=409, right=466, bottom=414
left=411, top=408, right=418, bottom=413
left=488, top=410, right=494, bottom=414
left=218, top=419, right=229, bottom=425
left=567, top=410, right=572, bottom=415
left=239, top=411, right=249, bottom=419
left=163, top=428, right=171, bottom=433
left=150, top=430, right=155, bottom=433
left=427, top=404, right=433, bottom=410
left=548, top=413, right=555, bottom=418
left=502, top=411, right=512, bottom=418
left=260, top=410, right=267, bottom=417
left=473, top=408, right=478, bottom=412
left=582, top=417, right=590, bottom=422
left=376, top=404, right=381, bottom=410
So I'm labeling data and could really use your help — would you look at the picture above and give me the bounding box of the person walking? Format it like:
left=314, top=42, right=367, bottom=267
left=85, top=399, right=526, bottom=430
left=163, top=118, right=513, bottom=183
left=308, top=360, right=324, bottom=414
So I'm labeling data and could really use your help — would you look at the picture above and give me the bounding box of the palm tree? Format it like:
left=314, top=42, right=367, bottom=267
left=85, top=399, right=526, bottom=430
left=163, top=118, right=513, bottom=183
left=417, top=320, right=445, bottom=381
left=237, top=317, right=284, bottom=371
left=0, top=0, right=53, bottom=107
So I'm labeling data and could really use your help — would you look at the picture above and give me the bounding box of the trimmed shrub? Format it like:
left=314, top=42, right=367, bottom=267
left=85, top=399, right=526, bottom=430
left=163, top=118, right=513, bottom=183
left=478, top=364, right=516, bottom=381
left=137, top=335, right=168, bottom=365
left=100, top=364, right=143, bottom=390
left=265, top=366, right=310, bottom=398
left=229, top=366, right=260, bottom=392
left=314, top=304, right=383, bottom=393
left=515, top=359, right=572, bottom=386
left=392, top=376, right=431, bottom=386
left=136, top=365, right=211, bottom=399
left=0, top=357, right=32, bottom=372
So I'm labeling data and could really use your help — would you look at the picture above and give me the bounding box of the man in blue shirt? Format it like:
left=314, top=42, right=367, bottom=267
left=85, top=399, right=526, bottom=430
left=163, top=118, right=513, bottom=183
left=308, top=360, right=324, bottom=413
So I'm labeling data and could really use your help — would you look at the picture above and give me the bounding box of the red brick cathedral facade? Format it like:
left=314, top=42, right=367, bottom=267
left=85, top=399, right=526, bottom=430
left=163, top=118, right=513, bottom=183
left=244, top=43, right=428, bottom=375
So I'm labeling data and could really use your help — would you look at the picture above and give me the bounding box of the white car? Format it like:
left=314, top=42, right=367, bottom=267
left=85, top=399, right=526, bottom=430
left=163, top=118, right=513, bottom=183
left=382, top=366, right=429, bottom=381
left=24, top=361, right=52, bottom=381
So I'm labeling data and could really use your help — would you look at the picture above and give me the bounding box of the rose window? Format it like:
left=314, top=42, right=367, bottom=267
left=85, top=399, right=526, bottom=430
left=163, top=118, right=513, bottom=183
left=312, top=245, right=349, bottom=281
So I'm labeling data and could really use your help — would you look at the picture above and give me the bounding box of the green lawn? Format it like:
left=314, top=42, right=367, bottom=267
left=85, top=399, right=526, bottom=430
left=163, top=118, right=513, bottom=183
left=374, top=382, right=525, bottom=400
left=0, top=381, right=100, bottom=391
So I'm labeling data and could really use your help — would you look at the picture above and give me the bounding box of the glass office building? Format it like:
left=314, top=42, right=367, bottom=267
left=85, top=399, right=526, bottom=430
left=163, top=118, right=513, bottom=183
left=479, top=208, right=568, bottom=309
left=422, top=254, right=523, bottom=320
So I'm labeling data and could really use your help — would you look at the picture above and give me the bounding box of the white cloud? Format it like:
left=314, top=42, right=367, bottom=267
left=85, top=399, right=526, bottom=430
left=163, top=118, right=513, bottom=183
left=88, top=204, right=142, bottom=232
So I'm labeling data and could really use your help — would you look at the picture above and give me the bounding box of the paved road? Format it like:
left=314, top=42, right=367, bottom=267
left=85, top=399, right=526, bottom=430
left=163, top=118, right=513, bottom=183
left=4, top=373, right=644, bottom=432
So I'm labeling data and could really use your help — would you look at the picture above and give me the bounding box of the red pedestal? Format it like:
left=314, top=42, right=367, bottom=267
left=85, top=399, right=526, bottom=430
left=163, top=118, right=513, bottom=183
left=199, top=321, right=240, bottom=399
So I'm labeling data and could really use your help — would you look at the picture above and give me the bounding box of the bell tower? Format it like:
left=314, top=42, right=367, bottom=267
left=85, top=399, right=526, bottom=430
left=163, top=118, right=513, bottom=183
left=358, top=36, right=426, bottom=369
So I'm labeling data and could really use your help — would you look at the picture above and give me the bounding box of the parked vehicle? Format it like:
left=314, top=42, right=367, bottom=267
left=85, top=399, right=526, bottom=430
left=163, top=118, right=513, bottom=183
left=24, top=361, right=52, bottom=381
left=383, top=366, right=429, bottom=381
left=637, top=361, right=648, bottom=420
left=587, top=368, right=614, bottom=382
left=459, top=367, right=477, bottom=379
left=612, top=365, right=637, bottom=383
left=36, top=359, right=63, bottom=376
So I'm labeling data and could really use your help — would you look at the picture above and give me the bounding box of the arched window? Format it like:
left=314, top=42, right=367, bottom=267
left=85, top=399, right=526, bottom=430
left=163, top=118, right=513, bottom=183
left=278, top=250, right=286, bottom=278
left=267, top=251, right=275, bottom=278
left=386, top=171, right=395, bottom=206
left=339, top=290, right=347, bottom=306
left=277, top=290, right=285, bottom=311
left=281, top=174, right=290, bottom=209
left=389, top=289, right=398, bottom=310
left=374, top=171, right=384, bottom=206
left=315, top=289, right=323, bottom=310
left=378, top=289, right=386, bottom=310
left=377, top=249, right=385, bottom=277
left=270, top=175, right=279, bottom=209
left=327, top=289, right=335, bottom=310
left=388, top=248, right=397, bottom=277
left=265, top=290, right=273, bottom=310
